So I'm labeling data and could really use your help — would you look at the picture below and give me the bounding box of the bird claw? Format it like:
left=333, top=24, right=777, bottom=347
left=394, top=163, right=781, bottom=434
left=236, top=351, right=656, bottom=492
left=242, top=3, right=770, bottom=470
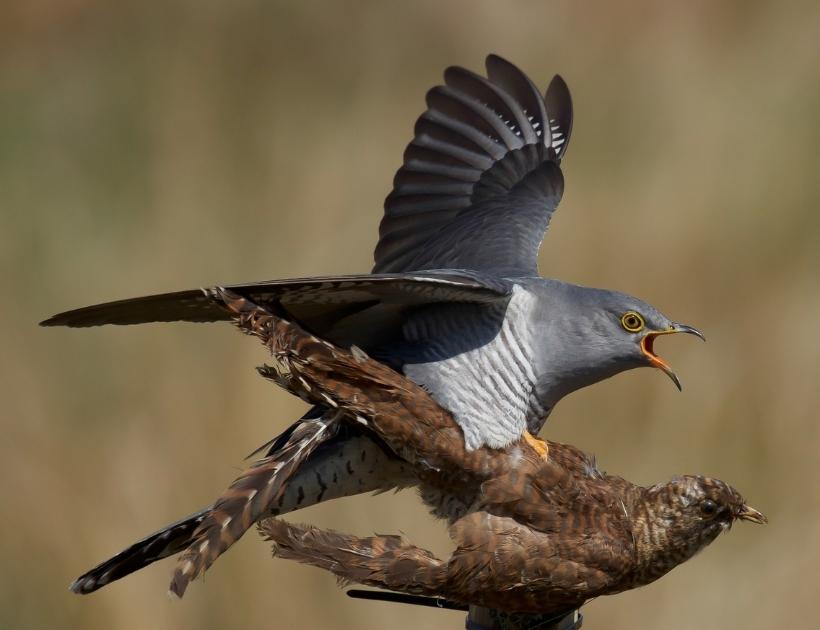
left=524, top=432, right=549, bottom=460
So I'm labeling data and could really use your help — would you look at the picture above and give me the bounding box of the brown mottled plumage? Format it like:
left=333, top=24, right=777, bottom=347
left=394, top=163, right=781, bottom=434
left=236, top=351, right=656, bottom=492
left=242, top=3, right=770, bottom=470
left=168, top=417, right=337, bottom=596
left=208, top=289, right=764, bottom=614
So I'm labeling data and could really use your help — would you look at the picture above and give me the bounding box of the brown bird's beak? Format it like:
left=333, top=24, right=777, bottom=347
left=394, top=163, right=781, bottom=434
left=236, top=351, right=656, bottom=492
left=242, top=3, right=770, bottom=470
left=640, top=323, right=705, bottom=391
left=736, top=504, right=768, bottom=524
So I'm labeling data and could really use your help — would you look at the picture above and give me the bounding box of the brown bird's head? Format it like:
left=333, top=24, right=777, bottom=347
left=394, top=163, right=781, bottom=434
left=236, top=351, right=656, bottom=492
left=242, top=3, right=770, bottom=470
left=633, top=475, right=766, bottom=585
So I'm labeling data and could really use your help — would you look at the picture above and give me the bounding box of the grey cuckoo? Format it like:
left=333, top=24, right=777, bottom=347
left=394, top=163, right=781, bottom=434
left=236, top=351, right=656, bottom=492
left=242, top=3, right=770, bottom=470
left=44, top=55, right=704, bottom=594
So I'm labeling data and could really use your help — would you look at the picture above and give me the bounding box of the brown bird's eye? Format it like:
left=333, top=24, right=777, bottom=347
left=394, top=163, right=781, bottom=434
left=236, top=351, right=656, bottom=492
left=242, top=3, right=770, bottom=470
left=700, top=499, right=718, bottom=518
left=620, top=311, right=645, bottom=333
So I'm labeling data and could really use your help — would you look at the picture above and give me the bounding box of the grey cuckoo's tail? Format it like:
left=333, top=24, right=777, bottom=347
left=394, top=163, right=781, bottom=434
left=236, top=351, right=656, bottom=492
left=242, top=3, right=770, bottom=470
left=70, top=508, right=210, bottom=594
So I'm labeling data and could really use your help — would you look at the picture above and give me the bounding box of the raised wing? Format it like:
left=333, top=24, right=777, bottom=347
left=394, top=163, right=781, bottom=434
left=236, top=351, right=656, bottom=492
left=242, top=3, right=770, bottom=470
left=374, top=54, right=573, bottom=277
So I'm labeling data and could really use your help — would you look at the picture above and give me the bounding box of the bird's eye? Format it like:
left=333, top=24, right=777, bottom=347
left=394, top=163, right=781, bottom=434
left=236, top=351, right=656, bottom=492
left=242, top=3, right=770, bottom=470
left=620, top=311, right=645, bottom=333
left=700, top=499, right=719, bottom=518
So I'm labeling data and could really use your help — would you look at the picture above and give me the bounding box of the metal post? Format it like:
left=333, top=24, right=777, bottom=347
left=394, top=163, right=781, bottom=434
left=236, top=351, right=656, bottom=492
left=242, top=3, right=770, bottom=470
left=466, top=606, right=582, bottom=630
left=346, top=590, right=583, bottom=629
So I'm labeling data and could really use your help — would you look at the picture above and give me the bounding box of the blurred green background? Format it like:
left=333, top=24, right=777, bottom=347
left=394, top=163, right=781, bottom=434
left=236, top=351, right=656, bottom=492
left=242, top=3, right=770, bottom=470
left=2, top=1, right=819, bottom=628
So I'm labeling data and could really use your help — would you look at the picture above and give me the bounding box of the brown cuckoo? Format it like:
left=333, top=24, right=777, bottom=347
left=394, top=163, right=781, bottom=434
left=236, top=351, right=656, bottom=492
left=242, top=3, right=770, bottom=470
left=211, top=292, right=763, bottom=610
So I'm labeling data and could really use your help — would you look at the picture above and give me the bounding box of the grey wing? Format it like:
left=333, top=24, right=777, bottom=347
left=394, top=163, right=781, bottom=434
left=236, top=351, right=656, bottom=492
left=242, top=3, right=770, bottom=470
left=40, top=270, right=510, bottom=348
left=373, top=54, right=573, bottom=277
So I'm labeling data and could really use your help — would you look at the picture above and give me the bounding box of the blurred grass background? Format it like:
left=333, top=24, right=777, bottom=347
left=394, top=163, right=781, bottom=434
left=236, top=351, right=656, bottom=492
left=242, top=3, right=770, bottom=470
left=2, top=1, right=819, bottom=628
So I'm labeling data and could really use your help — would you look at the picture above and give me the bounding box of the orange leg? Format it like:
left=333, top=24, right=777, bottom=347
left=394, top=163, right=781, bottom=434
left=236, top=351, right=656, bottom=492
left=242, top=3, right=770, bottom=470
left=523, top=431, right=549, bottom=460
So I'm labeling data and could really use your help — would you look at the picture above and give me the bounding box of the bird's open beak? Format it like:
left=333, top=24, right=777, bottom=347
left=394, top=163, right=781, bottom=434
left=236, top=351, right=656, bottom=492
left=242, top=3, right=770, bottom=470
left=736, top=504, right=768, bottom=524
left=640, top=323, right=705, bottom=391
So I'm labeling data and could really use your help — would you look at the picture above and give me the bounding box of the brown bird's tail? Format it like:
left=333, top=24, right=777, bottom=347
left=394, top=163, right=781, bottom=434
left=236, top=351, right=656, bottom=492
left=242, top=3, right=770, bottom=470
left=261, top=519, right=448, bottom=597
left=71, top=420, right=411, bottom=595
left=167, top=416, right=416, bottom=597
left=168, top=416, right=338, bottom=597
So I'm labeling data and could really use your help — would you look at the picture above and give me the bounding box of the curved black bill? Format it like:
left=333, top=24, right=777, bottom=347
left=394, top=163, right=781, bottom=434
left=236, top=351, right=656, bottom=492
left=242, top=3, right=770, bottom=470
left=672, top=323, right=706, bottom=342
left=641, top=322, right=705, bottom=391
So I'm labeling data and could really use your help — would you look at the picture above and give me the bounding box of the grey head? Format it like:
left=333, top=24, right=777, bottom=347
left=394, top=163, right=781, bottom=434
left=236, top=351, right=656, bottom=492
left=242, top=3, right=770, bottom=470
left=396, top=277, right=704, bottom=450
left=630, top=474, right=766, bottom=586
left=525, top=278, right=705, bottom=409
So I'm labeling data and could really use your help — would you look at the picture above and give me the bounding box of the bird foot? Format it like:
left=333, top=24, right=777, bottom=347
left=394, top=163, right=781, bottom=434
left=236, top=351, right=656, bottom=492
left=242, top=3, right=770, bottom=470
left=524, top=432, right=549, bottom=460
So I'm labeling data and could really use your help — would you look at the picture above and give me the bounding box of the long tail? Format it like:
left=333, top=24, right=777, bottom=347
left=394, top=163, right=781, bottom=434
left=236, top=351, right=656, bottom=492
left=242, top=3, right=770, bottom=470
left=70, top=508, right=209, bottom=594
left=261, top=519, right=447, bottom=596
left=168, top=415, right=337, bottom=597
left=71, top=422, right=413, bottom=595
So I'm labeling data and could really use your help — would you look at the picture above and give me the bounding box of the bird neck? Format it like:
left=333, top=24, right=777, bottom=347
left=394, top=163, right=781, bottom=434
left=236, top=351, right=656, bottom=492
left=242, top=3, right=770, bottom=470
left=527, top=280, right=640, bottom=413
left=628, top=485, right=716, bottom=587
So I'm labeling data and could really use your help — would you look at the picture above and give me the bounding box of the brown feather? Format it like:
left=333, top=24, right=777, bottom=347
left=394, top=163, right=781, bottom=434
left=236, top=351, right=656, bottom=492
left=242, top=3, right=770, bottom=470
left=169, top=415, right=338, bottom=597
left=262, top=519, right=446, bottom=595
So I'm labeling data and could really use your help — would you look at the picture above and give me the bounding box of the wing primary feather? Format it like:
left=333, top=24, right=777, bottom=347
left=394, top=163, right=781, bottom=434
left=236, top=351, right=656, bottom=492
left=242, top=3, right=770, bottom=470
left=545, top=75, right=573, bottom=160
left=426, top=87, right=517, bottom=156
left=374, top=55, right=569, bottom=275
left=412, top=115, right=496, bottom=163
left=485, top=55, right=549, bottom=145
left=444, top=66, right=538, bottom=144
left=409, top=130, right=495, bottom=170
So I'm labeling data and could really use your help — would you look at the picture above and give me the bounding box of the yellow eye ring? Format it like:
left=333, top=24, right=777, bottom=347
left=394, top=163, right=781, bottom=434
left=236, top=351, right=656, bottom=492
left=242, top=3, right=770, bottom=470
left=620, top=311, right=645, bottom=333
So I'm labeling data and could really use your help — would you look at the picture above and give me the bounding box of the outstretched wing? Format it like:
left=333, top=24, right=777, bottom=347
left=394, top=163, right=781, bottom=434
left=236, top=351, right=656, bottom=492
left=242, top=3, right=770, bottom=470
left=374, top=54, right=573, bottom=277
left=40, top=270, right=510, bottom=347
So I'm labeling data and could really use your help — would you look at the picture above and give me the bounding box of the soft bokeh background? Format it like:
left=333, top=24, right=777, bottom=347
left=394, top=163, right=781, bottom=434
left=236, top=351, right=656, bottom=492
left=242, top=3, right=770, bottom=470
left=2, top=1, right=818, bottom=628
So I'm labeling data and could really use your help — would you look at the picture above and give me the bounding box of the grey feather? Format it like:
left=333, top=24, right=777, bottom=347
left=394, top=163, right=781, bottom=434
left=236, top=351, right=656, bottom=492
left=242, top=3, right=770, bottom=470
left=374, top=56, right=568, bottom=276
